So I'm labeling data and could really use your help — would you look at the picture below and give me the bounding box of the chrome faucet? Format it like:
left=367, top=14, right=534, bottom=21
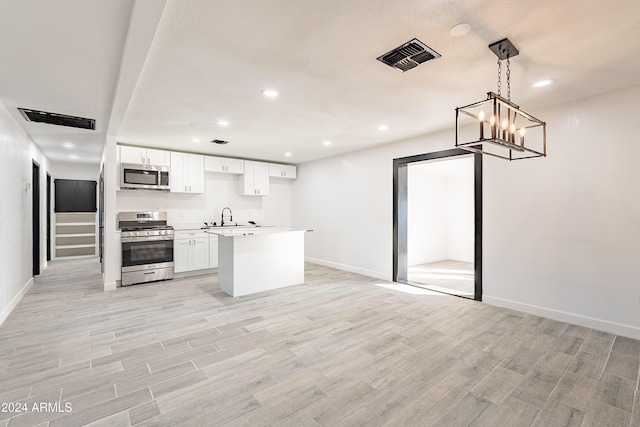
left=221, top=207, right=233, bottom=226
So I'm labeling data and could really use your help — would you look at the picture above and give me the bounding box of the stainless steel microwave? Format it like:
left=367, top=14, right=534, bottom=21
left=121, top=163, right=170, bottom=191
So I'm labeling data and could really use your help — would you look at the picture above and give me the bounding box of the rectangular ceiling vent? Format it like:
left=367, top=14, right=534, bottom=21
left=211, top=139, right=229, bottom=145
left=18, top=108, right=96, bottom=130
left=376, top=38, right=441, bottom=72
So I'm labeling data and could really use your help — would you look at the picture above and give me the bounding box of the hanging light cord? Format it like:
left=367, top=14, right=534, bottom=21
left=496, top=56, right=512, bottom=101
left=506, top=56, right=511, bottom=101
left=497, top=58, right=502, bottom=96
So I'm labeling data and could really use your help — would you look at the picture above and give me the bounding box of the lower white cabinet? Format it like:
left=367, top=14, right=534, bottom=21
left=209, top=234, right=218, bottom=268
left=174, top=230, right=210, bottom=273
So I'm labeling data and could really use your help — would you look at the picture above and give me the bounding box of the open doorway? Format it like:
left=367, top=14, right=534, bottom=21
left=393, top=149, right=482, bottom=300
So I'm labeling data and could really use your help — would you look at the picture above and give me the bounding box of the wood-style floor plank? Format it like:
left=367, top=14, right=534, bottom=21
left=0, top=258, right=638, bottom=426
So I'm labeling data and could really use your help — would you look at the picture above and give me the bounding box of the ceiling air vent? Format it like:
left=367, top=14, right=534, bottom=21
left=18, top=108, right=96, bottom=130
left=376, top=38, right=441, bottom=72
left=211, top=139, right=229, bottom=145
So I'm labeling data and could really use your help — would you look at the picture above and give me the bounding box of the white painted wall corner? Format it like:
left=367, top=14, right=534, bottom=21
left=0, top=278, right=33, bottom=326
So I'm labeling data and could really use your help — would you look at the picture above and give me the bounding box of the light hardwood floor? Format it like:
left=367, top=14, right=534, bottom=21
left=0, top=258, right=639, bottom=426
left=408, top=260, right=475, bottom=298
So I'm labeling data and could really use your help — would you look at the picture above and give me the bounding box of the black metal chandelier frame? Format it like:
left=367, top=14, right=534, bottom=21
left=455, top=38, right=547, bottom=161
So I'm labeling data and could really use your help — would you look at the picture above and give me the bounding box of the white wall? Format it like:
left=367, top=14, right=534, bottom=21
left=407, top=167, right=448, bottom=265
left=407, top=160, right=474, bottom=266
left=482, top=87, right=640, bottom=338
left=49, top=161, right=99, bottom=181
left=293, top=86, right=640, bottom=339
left=102, top=137, right=120, bottom=291
left=447, top=174, right=474, bottom=262
left=0, top=100, right=50, bottom=325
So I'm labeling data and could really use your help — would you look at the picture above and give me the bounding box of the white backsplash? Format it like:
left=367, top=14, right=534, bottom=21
left=116, top=173, right=292, bottom=228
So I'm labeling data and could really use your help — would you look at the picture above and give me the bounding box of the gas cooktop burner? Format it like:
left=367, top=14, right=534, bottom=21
left=120, top=225, right=174, bottom=232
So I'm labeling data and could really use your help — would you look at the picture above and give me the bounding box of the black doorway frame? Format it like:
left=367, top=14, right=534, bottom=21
left=393, top=148, right=483, bottom=301
left=32, top=161, right=41, bottom=276
left=46, top=173, right=52, bottom=262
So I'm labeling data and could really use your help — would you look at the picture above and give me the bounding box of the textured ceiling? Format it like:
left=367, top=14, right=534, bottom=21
left=1, top=0, right=640, bottom=164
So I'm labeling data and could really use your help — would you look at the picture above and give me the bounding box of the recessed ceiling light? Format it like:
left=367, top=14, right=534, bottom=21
left=378, top=125, right=389, bottom=131
left=284, top=152, right=292, bottom=157
left=449, top=23, right=471, bottom=37
left=192, top=138, right=201, bottom=143
left=262, top=89, right=279, bottom=98
left=217, top=119, right=229, bottom=126
left=69, top=154, right=78, bottom=159
left=533, top=79, right=554, bottom=88
left=322, top=140, right=332, bottom=146
left=62, top=142, right=74, bottom=148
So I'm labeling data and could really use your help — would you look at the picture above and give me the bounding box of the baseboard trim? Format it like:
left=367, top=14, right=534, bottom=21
left=305, top=257, right=389, bottom=281
left=0, top=278, right=34, bottom=326
left=484, top=295, right=640, bottom=340
left=103, top=281, right=118, bottom=291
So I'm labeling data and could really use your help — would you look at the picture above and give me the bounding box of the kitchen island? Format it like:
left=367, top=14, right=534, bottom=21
left=206, top=227, right=308, bottom=297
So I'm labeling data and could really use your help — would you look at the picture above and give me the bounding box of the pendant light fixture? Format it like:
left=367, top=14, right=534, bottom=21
left=455, top=38, right=546, bottom=160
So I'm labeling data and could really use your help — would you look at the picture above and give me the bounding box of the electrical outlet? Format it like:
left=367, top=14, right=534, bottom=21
left=178, top=210, right=184, bottom=218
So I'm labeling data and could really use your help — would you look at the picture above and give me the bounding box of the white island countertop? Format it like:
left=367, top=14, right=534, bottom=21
left=204, top=226, right=309, bottom=236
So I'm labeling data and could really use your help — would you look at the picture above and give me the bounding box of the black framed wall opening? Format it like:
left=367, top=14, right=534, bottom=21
left=393, top=148, right=483, bottom=301
left=32, top=161, right=41, bottom=276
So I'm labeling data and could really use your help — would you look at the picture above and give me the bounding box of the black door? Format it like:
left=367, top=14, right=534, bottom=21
left=32, top=161, right=40, bottom=276
left=46, top=173, right=52, bottom=262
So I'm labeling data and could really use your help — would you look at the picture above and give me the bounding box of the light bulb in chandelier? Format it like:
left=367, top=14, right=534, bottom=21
left=490, top=115, right=496, bottom=139
left=478, top=111, right=485, bottom=139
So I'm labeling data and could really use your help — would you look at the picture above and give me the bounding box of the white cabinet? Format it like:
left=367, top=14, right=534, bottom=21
left=240, top=161, right=270, bottom=196
left=174, top=230, right=210, bottom=273
left=120, top=146, right=170, bottom=166
left=205, top=156, right=244, bottom=174
left=209, top=234, right=218, bottom=268
left=269, top=163, right=297, bottom=179
left=171, top=152, right=204, bottom=193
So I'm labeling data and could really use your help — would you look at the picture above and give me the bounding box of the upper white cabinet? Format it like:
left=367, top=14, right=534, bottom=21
left=240, top=160, right=270, bottom=196
left=205, top=156, right=244, bottom=174
left=269, top=163, right=297, bottom=179
left=120, top=146, right=170, bottom=166
left=171, top=152, right=204, bottom=193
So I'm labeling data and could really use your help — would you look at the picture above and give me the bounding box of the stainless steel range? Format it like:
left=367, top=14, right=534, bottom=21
left=118, top=212, right=174, bottom=286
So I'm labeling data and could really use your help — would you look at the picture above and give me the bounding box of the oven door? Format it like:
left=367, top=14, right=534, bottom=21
left=121, top=237, right=174, bottom=269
